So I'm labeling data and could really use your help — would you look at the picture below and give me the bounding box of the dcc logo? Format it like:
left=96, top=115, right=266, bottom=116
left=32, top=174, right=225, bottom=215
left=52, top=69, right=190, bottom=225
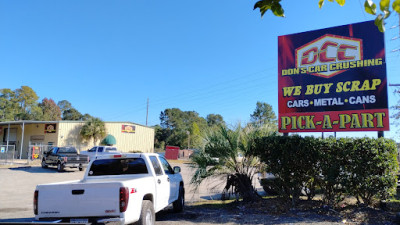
left=295, top=34, right=363, bottom=78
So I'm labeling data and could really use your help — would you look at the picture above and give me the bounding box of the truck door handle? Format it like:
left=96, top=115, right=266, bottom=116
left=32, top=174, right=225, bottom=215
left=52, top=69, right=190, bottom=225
left=158, top=179, right=161, bottom=184
left=72, top=190, right=85, bottom=195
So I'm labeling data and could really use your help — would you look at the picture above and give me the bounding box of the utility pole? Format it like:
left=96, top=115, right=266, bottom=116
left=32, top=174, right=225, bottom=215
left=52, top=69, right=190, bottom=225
left=385, top=17, right=400, bottom=138
left=146, top=98, right=149, bottom=126
left=186, top=131, right=190, bottom=149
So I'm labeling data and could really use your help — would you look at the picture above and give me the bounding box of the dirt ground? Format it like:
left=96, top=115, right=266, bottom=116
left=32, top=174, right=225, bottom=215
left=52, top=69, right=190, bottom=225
left=155, top=198, right=399, bottom=225
left=156, top=204, right=342, bottom=225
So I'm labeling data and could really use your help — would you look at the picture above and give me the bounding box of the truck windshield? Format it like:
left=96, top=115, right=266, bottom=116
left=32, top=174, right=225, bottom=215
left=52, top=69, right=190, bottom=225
left=105, top=147, right=117, bottom=152
left=88, top=158, right=148, bottom=176
left=58, top=147, right=77, bottom=154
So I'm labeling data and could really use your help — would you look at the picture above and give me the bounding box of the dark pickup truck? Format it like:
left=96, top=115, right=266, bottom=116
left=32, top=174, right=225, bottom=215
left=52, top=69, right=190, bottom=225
left=41, top=146, right=89, bottom=172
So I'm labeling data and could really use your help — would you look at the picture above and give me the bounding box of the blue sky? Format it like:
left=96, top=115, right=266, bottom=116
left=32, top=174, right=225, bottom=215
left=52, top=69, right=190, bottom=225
left=1, top=1, right=399, bottom=139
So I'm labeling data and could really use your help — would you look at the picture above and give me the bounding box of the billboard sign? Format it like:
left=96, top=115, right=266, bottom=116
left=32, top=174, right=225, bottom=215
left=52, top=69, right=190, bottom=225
left=278, top=21, right=388, bottom=133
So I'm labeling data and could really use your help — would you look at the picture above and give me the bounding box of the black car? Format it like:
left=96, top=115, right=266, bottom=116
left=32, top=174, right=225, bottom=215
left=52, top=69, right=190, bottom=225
left=41, top=146, right=89, bottom=172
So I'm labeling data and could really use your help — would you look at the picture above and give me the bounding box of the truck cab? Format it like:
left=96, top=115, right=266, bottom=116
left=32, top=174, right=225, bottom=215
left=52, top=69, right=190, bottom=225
left=80, top=146, right=119, bottom=161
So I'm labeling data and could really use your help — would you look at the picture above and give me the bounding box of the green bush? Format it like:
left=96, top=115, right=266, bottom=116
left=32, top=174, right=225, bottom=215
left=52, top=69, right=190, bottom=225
left=345, top=138, right=398, bottom=205
left=255, top=135, right=320, bottom=204
left=318, top=138, right=353, bottom=205
left=254, top=136, right=398, bottom=207
left=259, top=177, right=280, bottom=195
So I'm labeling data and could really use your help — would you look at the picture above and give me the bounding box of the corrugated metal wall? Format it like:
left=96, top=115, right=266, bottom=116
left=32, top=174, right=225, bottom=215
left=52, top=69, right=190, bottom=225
left=58, top=121, right=154, bottom=153
left=104, top=123, right=154, bottom=153
left=58, top=122, right=86, bottom=150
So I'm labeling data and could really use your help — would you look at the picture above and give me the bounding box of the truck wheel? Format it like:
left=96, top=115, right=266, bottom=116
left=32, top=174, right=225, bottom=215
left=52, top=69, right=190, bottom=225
left=41, top=159, right=48, bottom=168
left=136, top=200, right=154, bottom=225
left=173, top=185, right=184, bottom=212
left=57, top=162, right=64, bottom=172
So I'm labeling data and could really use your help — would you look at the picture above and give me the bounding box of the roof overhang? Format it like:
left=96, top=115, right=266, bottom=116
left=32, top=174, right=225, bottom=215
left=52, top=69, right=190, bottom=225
left=0, top=120, right=154, bottom=129
left=0, top=121, right=61, bottom=126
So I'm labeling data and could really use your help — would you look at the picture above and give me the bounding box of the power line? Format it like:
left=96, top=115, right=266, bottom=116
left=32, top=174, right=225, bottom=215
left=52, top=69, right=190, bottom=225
left=105, top=67, right=276, bottom=120
left=145, top=82, right=277, bottom=126
left=389, top=14, right=400, bottom=53
left=358, top=0, right=367, bottom=18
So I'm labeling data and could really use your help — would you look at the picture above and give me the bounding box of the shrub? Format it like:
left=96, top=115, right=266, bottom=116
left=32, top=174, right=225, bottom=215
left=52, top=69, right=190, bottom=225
left=318, top=138, right=353, bottom=205
left=345, top=138, right=398, bottom=205
left=259, top=177, right=280, bottom=195
left=255, top=135, right=320, bottom=205
left=254, top=136, right=399, bottom=207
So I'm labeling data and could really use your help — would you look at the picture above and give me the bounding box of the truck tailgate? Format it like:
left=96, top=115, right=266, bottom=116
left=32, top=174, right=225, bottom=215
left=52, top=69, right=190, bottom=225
left=67, top=155, right=89, bottom=164
left=37, top=181, right=122, bottom=218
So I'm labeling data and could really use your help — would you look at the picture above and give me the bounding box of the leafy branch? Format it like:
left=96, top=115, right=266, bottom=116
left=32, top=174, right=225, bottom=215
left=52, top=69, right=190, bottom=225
left=253, top=0, right=400, bottom=32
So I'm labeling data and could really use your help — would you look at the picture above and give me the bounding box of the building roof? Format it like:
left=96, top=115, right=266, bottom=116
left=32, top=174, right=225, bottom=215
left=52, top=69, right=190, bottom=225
left=0, top=120, right=153, bottom=128
left=0, top=120, right=56, bottom=125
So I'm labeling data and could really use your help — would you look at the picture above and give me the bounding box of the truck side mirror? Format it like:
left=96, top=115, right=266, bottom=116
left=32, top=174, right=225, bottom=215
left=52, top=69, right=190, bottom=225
left=173, top=166, right=181, bottom=174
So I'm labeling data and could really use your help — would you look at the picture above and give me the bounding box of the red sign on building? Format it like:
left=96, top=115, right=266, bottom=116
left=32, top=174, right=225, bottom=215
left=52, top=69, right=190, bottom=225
left=45, top=124, right=56, bottom=133
left=121, top=125, right=135, bottom=133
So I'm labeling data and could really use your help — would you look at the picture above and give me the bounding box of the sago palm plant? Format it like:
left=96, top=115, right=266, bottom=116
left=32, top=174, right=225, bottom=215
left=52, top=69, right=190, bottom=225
left=191, top=124, right=270, bottom=202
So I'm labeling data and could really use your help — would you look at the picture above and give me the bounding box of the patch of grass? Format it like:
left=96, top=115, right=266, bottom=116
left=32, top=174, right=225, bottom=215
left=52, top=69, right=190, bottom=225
left=188, top=199, right=236, bottom=209
left=382, top=198, right=400, bottom=212
left=262, top=195, right=278, bottom=200
left=388, top=198, right=400, bottom=203
left=187, top=196, right=290, bottom=214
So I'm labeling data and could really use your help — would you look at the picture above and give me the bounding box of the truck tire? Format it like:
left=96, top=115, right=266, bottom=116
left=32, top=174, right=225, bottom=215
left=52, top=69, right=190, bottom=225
left=41, top=159, right=48, bottom=168
left=173, top=185, right=184, bottom=212
left=57, top=162, right=64, bottom=172
left=135, top=200, right=154, bottom=225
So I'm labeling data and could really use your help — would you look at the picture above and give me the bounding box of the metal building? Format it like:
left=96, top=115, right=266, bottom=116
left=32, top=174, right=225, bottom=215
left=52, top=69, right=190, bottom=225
left=0, top=121, right=154, bottom=160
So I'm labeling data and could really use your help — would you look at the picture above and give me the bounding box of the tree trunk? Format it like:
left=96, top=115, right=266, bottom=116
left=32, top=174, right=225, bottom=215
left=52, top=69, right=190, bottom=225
left=234, top=173, right=261, bottom=202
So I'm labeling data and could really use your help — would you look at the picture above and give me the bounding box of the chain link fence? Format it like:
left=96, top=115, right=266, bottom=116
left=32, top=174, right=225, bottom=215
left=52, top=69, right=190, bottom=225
left=0, top=145, right=16, bottom=164
left=28, top=144, right=53, bottom=162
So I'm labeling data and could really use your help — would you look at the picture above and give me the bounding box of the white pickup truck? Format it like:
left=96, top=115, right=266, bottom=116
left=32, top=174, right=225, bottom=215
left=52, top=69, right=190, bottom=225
left=80, top=146, right=120, bottom=161
left=34, top=153, right=184, bottom=225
